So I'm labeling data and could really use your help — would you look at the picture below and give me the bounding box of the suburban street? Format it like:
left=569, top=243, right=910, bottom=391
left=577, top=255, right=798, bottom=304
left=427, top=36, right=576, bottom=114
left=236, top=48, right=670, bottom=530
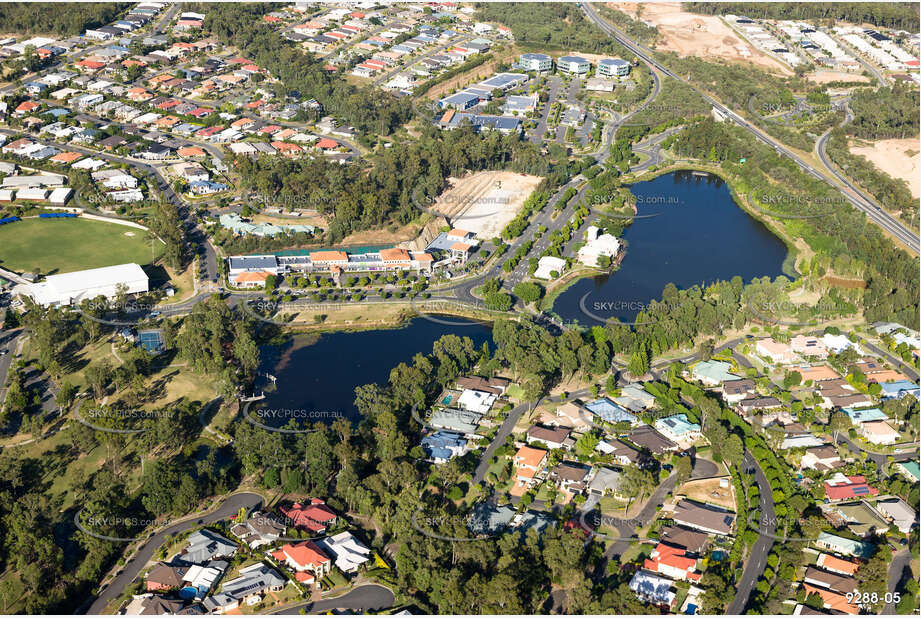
left=727, top=452, right=776, bottom=615
left=884, top=549, right=912, bottom=614
left=271, top=584, right=395, bottom=614
left=84, top=492, right=265, bottom=614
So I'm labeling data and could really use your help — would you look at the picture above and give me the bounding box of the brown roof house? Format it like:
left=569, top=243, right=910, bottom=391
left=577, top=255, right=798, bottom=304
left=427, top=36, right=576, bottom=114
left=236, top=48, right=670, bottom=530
left=526, top=425, right=574, bottom=450
left=670, top=500, right=736, bottom=536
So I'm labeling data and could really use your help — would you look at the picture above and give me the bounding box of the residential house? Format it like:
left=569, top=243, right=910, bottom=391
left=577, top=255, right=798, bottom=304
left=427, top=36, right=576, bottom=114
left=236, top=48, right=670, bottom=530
left=691, top=360, right=739, bottom=386
left=799, top=445, right=843, bottom=471
left=220, top=563, right=287, bottom=604
left=628, top=425, right=678, bottom=454
left=588, top=467, right=624, bottom=497
left=181, top=529, right=237, bottom=564
left=658, top=526, right=709, bottom=555
left=549, top=462, right=592, bottom=494
left=584, top=398, right=639, bottom=425
left=874, top=497, right=917, bottom=534
left=804, top=567, right=858, bottom=596
left=756, top=338, right=800, bottom=364
left=824, top=473, right=878, bottom=502
left=815, top=532, right=873, bottom=558
left=655, top=414, right=701, bottom=444
left=643, top=542, right=701, bottom=582
left=270, top=540, right=330, bottom=587
left=824, top=500, right=890, bottom=536
left=279, top=499, right=338, bottom=535
left=721, top=378, right=756, bottom=403
left=738, top=396, right=782, bottom=415
left=526, top=425, right=573, bottom=450
left=670, top=500, right=736, bottom=536
left=816, top=553, right=859, bottom=576
left=549, top=401, right=592, bottom=432
left=794, top=365, right=841, bottom=383
left=629, top=569, right=676, bottom=607
left=859, top=420, right=901, bottom=445
left=597, top=439, right=643, bottom=466
left=791, top=335, right=829, bottom=358
left=315, top=532, right=371, bottom=573
left=513, top=445, right=547, bottom=488
left=230, top=511, right=287, bottom=549
left=801, top=584, right=859, bottom=615
left=146, top=562, right=188, bottom=591
left=880, top=380, right=920, bottom=400
left=895, top=461, right=920, bottom=483
left=613, top=383, right=656, bottom=413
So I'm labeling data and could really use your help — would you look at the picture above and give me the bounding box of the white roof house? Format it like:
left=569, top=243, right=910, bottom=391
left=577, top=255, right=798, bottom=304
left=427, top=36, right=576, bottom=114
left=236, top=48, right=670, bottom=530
left=316, top=532, right=371, bottom=573
left=577, top=233, right=621, bottom=267
left=457, top=388, right=498, bottom=414
left=534, top=255, right=566, bottom=280
left=19, top=263, right=149, bottom=307
left=874, top=497, right=917, bottom=533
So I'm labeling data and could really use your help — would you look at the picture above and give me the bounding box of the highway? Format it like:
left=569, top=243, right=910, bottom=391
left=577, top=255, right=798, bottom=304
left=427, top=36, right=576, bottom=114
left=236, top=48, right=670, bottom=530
left=580, top=2, right=919, bottom=255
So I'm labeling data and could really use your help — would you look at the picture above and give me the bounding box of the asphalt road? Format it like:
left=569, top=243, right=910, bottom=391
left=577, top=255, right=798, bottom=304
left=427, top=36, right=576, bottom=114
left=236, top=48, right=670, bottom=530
left=271, top=584, right=395, bottom=614
left=727, top=452, right=775, bottom=615
left=580, top=2, right=919, bottom=255
left=0, top=328, right=22, bottom=401
left=529, top=75, right=562, bottom=145
left=472, top=396, right=544, bottom=485
left=84, top=492, right=264, bottom=614
left=884, top=549, right=912, bottom=614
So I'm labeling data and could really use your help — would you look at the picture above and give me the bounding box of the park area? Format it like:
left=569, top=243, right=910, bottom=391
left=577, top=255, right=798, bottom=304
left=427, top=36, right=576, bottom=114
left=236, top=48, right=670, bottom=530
left=0, top=217, right=162, bottom=275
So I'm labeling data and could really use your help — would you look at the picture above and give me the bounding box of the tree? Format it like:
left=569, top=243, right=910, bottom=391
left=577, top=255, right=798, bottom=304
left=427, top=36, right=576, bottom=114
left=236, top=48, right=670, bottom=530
left=627, top=346, right=649, bottom=377
left=512, top=282, right=543, bottom=305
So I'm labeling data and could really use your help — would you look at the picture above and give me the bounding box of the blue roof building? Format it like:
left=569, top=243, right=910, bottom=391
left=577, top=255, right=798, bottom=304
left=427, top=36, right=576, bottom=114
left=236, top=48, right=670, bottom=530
left=843, top=407, right=888, bottom=423
left=438, top=91, right=480, bottom=111
left=655, top=414, right=702, bottom=442
left=421, top=430, right=466, bottom=463
left=584, top=398, right=638, bottom=425
left=880, top=380, right=919, bottom=400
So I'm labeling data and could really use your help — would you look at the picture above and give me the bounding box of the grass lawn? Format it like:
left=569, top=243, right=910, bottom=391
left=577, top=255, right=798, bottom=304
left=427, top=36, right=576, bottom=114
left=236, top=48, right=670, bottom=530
left=0, top=218, right=163, bottom=275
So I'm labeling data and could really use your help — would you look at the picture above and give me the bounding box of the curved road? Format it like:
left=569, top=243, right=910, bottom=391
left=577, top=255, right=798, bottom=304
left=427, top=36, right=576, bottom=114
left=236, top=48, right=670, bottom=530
left=580, top=2, right=919, bottom=255
left=84, top=492, right=264, bottom=614
left=271, top=583, right=395, bottom=614
left=727, top=452, right=775, bottom=614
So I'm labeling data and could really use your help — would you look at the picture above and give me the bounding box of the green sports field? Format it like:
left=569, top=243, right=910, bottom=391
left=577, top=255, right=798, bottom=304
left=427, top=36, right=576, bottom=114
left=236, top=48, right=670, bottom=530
left=0, top=217, right=164, bottom=275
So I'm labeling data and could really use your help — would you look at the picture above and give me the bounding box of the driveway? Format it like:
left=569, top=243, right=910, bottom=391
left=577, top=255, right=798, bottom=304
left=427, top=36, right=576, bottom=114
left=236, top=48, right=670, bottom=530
left=272, top=584, right=394, bottom=614
left=84, top=492, right=264, bottom=614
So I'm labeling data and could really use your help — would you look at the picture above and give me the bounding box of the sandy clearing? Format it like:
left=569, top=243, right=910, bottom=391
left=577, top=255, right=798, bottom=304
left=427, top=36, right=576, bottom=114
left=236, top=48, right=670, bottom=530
left=426, top=170, right=543, bottom=240
left=849, top=138, right=920, bottom=199
left=678, top=477, right=736, bottom=511
left=607, top=2, right=791, bottom=75
left=805, top=70, right=870, bottom=85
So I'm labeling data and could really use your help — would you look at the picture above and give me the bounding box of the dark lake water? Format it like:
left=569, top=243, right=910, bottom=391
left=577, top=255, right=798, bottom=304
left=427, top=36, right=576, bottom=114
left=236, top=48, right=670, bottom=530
left=260, top=318, right=493, bottom=422
left=262, top=171, right=787, bottom=420
left=550, top=170, right=789, bottom=325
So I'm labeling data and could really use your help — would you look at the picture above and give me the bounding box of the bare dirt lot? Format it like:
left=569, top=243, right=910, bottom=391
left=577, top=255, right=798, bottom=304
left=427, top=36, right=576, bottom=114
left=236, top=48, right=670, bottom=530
left=608, top=2, right=791, bottom=75
left=849, top=138, right=920, bottom=199
left=804, top=70, right=870, bottom=85
left=426, top=170, right=543, bottom=240
left=678, top=477, right=736, bottom=511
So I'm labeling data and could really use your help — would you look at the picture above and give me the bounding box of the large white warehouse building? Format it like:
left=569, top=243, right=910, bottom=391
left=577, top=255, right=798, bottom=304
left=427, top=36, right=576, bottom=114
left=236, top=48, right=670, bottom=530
left=17, top=263, right=149, bottom=307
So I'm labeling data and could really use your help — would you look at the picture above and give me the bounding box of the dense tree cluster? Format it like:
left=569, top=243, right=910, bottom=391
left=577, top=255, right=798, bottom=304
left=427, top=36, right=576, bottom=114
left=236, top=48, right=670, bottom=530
left=684, top=2, right=920, bottom=30
left=476, top=3, right=633, bottom=57
left=0, top=3, right=129, bottom=36
left=844, top=84, right=919, bottom=140
left=232, top=125, right=556, bottom=242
